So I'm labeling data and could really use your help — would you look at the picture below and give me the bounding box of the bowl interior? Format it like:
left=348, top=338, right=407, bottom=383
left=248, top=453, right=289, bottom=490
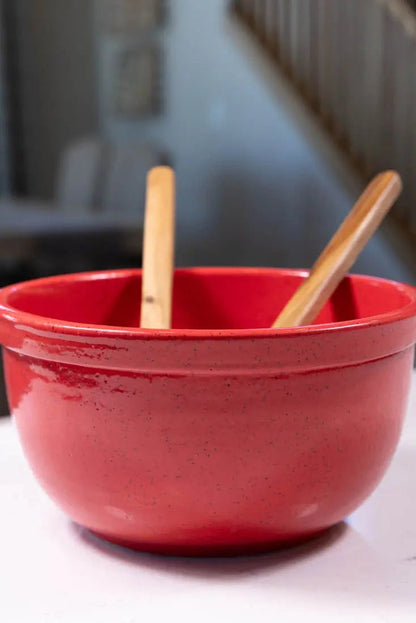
left=4, top=269, right=415, bottom=330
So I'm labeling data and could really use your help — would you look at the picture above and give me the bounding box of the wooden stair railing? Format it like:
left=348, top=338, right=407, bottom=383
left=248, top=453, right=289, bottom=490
left=233, top=0, right=416, bottom=238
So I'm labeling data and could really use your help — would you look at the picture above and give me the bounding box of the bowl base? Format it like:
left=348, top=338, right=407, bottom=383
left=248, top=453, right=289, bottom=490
left=89, top=527, right=332, bottom=558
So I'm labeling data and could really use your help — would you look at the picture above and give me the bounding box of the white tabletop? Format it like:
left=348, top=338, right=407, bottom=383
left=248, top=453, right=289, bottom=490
left=1, top=373, right=415, bottom=623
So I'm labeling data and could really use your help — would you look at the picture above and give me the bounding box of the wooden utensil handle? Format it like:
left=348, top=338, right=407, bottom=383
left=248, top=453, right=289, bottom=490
left=141, top=167, right=176, bottom=329
left=272, top=171, right=402, bottom=329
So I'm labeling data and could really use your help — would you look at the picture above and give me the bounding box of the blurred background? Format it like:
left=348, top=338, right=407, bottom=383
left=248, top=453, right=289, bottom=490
left=0, top=0, right=415, bottom=411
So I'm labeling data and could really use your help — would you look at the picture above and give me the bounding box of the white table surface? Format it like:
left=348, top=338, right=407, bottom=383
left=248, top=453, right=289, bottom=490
left=1, top=373, right=415, bottom=623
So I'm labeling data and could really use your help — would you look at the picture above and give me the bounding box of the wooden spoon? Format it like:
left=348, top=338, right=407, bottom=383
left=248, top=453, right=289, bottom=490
left=272, top=171, right=403, bottom=329
left=141, top=166, right=176, bottom=329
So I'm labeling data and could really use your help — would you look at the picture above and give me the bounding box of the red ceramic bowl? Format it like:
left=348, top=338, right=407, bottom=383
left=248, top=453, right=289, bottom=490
left=0, top=268, right=415, bottom=556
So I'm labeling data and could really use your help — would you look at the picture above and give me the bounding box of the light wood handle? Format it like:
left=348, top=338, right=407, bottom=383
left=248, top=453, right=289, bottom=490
left=141, top=167, right=175, bottom=329
left=272, top=171, right=403, bottom=329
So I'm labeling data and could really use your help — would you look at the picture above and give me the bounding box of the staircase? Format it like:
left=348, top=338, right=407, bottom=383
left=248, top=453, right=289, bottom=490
left=233, top=0, right=416, bottom=238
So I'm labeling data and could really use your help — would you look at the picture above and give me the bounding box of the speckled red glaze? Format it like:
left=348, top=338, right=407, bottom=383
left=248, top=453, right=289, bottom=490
left=0, top=268, right=415, bottom=556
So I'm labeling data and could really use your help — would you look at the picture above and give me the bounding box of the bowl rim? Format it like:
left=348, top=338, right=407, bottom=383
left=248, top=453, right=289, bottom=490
left=0, top=267, right=415, bottom=340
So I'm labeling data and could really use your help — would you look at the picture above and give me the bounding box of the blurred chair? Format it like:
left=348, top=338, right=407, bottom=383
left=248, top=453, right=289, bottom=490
left=0, top=136, right=166, bottom=273
left=55, top=137, right=165, bottom=215
left=37, top=136, right=167, bottom=273
left=55, top=138, right=103, bottom=211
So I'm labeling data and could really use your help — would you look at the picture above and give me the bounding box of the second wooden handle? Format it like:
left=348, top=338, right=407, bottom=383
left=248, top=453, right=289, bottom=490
left=272, top=171, right=403, bottom=329
left=141, top=167, right=176, bottom=329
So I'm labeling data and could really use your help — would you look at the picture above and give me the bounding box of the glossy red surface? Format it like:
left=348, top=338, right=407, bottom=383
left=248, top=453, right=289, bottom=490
left=0, top=268, right=415, bottom=556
